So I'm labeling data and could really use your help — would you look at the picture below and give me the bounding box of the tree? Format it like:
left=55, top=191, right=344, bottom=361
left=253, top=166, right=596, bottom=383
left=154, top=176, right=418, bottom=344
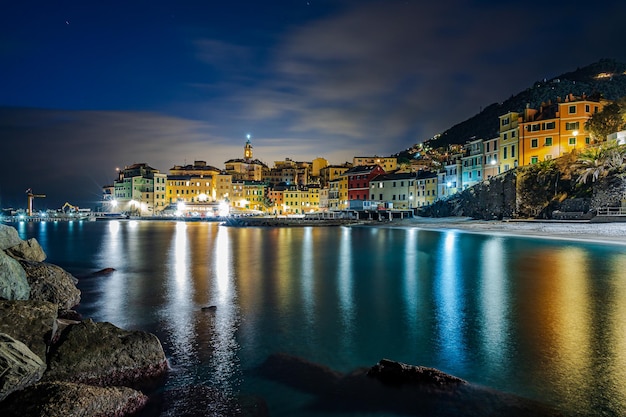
left=584, top=102, right=626, bottom=142
left=574, top=144, right=626, bottom=184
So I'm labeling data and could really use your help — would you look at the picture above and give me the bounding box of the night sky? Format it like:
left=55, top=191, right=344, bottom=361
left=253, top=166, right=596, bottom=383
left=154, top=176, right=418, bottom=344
left=2, top=0, right=626, bottom=209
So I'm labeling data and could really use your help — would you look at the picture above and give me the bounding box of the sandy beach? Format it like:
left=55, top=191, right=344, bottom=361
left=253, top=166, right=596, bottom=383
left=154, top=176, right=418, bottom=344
left=376, top=216, right=626, bottom=245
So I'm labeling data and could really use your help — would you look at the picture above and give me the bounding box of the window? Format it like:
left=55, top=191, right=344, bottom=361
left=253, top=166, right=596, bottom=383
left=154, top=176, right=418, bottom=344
left=545, top=137, right=553, bottom=146
left=531, top=156, right=538, bottom=164
left=585, top=104, right=590, bottom=112
left=511, top=145, right=516, bottom=158
left=569, top=105, right=576, bottom=114
left=531, top=138, right=538, bottom=148
left=502, top=117, right=509, bottom=126
left=512, top=131, right=516, bottom=138
left=565, top=121, right=580, bottom=131
left=503, top=133, right=508, bottom=140
left=545, top=121, right=555, bottom=129
left=531, top=124, right=540, bottom=131
left=503, top=147, right=508, bottom=159
left=585, top=137, right=591, bottom=145
left=569, top=137, right=577, bottom=145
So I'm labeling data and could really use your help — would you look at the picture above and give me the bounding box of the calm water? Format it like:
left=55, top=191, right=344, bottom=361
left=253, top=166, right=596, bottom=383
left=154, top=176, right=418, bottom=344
left=15, top=220, right=626, bottom=416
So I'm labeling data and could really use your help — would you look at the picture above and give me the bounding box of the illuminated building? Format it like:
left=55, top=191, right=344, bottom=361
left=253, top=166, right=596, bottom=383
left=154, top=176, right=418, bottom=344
left=114, top=163, right=167, bottom=216
left=224, top=137, right=268, bottom=181
left=519, top=95, right=606, bottom=166
left=353, top=156, right=397, bottom=172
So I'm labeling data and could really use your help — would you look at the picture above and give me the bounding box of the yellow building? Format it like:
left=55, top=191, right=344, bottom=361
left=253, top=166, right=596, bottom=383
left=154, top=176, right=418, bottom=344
left=519, top=95, right=605, bottom=165
left=319, top=164, right=351, bottom=188
left=353, top=156, right=397, bottom=172
left=498, top=111, right=520, bottom=173
left=231, top=180, right=266, bottom=212
left=328, top=176, right=349, bottom=210
left=415, top=172, right=438, bottom=207
left=166, top=176, right=214, bottom=204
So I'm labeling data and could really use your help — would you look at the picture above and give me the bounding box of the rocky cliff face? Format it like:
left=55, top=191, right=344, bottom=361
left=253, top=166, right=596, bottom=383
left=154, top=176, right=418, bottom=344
left=424, top=166, right=625, bottom=220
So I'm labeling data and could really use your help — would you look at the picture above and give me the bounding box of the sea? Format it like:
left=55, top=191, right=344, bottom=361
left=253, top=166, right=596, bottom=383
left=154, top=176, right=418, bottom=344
left=14, top=219, right=626, bottom=416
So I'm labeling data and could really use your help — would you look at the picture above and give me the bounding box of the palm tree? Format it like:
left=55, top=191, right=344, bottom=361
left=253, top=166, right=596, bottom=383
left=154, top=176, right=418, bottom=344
left=574, top=144, right=626, bottom=184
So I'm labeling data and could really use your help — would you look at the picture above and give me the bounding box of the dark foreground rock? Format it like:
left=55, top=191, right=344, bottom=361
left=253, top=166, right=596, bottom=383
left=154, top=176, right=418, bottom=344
left=44, top=319, right=168, bottom=386
left=18, top=260, right=81, bottom=310
left=0, top=249, right=30, bottom=301
left=0, top=381, right=148, bottom=417
left=0, top=333, right=46, bottom=402
left=5, top=238, right=46, bottom=262
left=257, top=353, right=565, bottom=417
left=0, top=300, right=58, bottom=361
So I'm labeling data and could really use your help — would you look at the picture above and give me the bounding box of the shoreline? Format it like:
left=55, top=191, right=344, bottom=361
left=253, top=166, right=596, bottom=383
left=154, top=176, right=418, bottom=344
left=365, top=216, right=626, bottom=245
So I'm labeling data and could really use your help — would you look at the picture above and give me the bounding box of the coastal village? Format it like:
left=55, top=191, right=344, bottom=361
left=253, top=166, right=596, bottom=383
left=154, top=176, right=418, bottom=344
left=98, top=91, right=626, bottom=221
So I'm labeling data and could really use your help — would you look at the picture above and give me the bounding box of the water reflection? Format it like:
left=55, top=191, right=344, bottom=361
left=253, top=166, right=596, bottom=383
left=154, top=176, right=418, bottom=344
left=210, top=226, right=239, bottom=391
left=164, top=222, right=195, bottom=374
left=17, top=221, right=626, bottom=417
left=479, top=238, right=509, bottom=369
left=337, top=227, right=354, bottom=349
left=434, top=231, right=466, bottom=368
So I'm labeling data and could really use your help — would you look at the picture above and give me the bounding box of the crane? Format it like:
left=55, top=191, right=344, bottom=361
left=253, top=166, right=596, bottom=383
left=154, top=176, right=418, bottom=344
left=26, top=189, right=46, bottom=217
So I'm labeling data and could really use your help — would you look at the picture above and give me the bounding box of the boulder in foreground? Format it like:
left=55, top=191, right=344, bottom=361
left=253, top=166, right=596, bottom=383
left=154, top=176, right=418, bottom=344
left=0, top=333, right=46, bottom=402
left=0, top=381, right=148, bottom=417
left=44, top=319, right=168, bottom=386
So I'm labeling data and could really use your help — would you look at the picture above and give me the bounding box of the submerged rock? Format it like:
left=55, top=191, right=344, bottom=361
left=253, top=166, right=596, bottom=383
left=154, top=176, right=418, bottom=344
left=367, top=358, right=467, bottom=387
left=18, top=260, right=81, bottom=310
left=44, top=319, right=168, bottom=386
left=257, top=353, right=565, bottom=417
left=0, top=381, right=148, bottom=417
left=0, top=333, right=46, bottom=402
left=0, top=300, right=58, bottom=361
left=0, top=250, right=30, bottom=301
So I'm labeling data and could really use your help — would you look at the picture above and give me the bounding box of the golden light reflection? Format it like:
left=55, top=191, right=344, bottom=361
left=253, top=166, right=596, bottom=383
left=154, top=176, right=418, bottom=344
left=607, top=254, right=626, bottom=411
left=526, top=246, right=592, bottom=405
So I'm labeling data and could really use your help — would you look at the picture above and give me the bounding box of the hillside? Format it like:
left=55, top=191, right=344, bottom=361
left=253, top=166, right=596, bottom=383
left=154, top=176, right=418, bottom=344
left=396, top=59, right=626, bottom=159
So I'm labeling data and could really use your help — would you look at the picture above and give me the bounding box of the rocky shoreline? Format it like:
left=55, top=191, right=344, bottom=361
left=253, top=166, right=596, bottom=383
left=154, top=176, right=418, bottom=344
left=0, top=223, right=168, bottom=416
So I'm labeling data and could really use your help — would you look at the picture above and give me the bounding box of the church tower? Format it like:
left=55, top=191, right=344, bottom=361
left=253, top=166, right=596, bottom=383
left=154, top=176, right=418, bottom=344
left=244, top=134, right=253, bottom=160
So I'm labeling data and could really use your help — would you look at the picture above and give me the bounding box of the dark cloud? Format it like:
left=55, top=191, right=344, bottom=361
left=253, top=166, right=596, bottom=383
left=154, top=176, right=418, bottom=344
left=0, top=107, right=231, bottom=209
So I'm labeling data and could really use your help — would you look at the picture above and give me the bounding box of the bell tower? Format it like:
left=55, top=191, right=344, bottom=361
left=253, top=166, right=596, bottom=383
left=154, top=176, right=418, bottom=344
left=244, top=134, right=253, bottom=160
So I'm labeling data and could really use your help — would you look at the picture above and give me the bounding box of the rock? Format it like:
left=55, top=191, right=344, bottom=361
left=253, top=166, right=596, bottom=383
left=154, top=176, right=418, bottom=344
left=0, top=249, right=30, bottom=301
left=80, top=267, right=116, bottom=278
left=367, top=358, right=467, bottom=387
left=5, top=238, right=46, bottom=262
left=257, top=352, right=342, bottom=396
left=0, top=224, right=22, bottom=251
left=44, top=319, right=168, bottom=386
left=257, top=353, right=565, bottom=417
left=0, top=381, right=148, bottom=417
left=0, top=333, right=46, bottom=402
left=201, top=305, right=217, bottom=312
left=0, top=300, right=58, bottom=362
left=18, top=260, right=81, bottom=310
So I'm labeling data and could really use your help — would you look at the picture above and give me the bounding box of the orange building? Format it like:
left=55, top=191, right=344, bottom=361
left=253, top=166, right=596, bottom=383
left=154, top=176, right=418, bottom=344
left=519, top=95, right=606, bottom=165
